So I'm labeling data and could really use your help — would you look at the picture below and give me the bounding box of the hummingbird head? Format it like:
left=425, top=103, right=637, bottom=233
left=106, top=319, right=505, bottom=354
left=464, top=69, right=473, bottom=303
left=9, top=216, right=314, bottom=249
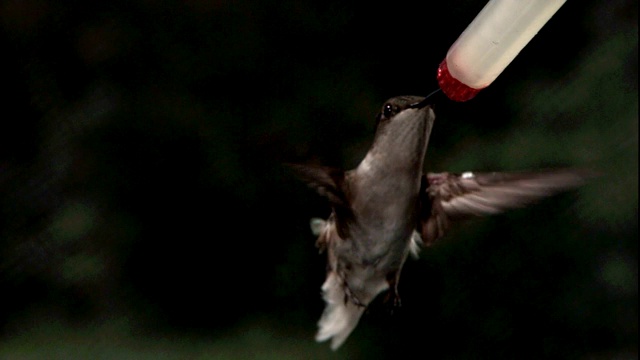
left=362, top=95, right=436, bottom=172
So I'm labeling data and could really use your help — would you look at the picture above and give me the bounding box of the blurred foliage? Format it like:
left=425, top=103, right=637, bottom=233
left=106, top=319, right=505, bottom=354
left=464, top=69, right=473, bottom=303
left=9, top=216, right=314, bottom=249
left=0, top=0, right=637, bottom=359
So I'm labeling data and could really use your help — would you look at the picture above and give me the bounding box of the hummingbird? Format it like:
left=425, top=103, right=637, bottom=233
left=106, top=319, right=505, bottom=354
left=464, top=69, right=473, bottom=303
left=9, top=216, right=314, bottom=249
left=290, top=95, right=587, bottom=350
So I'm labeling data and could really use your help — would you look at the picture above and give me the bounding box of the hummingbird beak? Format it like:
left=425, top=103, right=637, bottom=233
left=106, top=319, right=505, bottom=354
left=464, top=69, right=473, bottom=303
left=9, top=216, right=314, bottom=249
left=409, top=88, right=442, bottom=109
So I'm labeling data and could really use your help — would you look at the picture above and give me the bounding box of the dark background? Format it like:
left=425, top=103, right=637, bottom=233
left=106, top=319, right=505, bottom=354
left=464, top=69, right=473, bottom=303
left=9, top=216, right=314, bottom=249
left=1, top=0, right=637, bottom=358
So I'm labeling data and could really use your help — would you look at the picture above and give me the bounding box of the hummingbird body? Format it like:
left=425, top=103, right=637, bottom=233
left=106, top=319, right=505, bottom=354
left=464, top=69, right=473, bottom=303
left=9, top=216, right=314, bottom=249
left=291, top=95, right=587, bottom=350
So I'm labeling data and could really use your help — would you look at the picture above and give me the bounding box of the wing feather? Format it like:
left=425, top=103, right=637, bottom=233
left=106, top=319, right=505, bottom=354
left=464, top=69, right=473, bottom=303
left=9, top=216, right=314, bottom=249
left=418, top=169, right=589, bottom=245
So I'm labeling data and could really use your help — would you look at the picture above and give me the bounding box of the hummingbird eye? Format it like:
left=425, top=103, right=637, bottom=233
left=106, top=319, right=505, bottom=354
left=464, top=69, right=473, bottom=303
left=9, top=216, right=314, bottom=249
left=383, top=104, right=394, bottom=119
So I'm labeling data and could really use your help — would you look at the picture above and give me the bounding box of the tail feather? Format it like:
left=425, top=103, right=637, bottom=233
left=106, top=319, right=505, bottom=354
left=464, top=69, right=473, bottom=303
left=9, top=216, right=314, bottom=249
left=315, top=272, right=366, bottom=350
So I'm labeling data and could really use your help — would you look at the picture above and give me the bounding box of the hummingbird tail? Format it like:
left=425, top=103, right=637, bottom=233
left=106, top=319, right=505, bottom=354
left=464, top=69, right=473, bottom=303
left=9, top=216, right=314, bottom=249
left=315, top=272, right=366, bottom=350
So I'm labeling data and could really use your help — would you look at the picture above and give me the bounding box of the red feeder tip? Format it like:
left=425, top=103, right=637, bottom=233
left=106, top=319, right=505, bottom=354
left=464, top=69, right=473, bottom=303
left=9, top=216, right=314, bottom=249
left=437, top=60, right=483, bottom=102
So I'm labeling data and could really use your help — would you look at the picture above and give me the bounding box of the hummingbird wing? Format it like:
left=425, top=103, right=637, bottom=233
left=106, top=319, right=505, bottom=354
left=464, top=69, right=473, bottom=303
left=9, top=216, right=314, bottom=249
left=287, top=164, right=353, bottom=238
left=418, top=169, right=588, bottom=246
left=287, top=164, right=348, bottom=205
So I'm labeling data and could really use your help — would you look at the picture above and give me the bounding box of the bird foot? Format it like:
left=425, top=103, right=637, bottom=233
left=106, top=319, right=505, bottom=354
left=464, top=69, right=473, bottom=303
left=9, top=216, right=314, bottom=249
left=383, top=290, right=402, bottom=314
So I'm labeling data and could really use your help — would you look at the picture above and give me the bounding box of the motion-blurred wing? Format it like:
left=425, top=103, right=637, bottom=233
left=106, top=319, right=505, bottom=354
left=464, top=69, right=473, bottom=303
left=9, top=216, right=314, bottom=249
left=287, top=164, right=348, bottom=207
left=418, top=169, right=588, bottom=246
left=287, top=163, right=353, bottom=238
